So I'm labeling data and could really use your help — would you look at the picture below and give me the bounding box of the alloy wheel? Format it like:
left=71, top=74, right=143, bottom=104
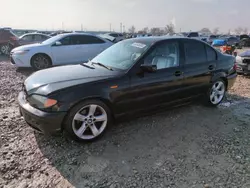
left=1, top=45, right=9, bottom=55
left=72, top=104, right=108, bottom=140
left=210, top=81, right=225, bottom=105
left=33, top=55, right=50, bottom=70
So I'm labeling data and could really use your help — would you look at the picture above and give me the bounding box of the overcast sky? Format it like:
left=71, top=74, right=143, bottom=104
left=1, top=0, right=249, bottom=32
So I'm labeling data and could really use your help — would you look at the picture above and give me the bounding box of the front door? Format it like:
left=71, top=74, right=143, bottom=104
left=51, top=36, right=82, bottom=65
left=182, top=39, right=217, bottom=96
left=116, top=40, right=185, bottom=114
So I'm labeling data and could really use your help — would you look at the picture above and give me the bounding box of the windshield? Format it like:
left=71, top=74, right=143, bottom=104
left=91, top=39, right=150, bottom=70
left=41, top=35, right=62, bottom=44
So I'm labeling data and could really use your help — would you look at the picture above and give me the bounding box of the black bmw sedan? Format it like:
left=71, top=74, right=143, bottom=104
left=18, top=37, right=237, bottom=141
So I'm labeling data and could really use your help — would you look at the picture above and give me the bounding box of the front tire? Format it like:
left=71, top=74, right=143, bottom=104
left=206, top=79, right=226, bottom=107
left=31, top=54, right=51, bottom=70
left=63, top=100, right=112, bottom=142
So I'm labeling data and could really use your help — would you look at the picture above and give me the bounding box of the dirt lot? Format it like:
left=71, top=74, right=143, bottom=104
left=0, top=54, right=250, bottom=188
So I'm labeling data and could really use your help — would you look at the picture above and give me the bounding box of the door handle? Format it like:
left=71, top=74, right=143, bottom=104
left=208, top=65, right=214, bottom=70
left=174, top=71, right=183, bottom=77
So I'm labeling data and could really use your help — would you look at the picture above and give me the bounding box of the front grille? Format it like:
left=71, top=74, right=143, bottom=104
left=243, top=59, right=250, bottom=64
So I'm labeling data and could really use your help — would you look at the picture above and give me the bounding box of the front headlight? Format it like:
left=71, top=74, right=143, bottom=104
left=13, top=50, right=30, bottom=55
left=27, top=94, right=57, bottom=109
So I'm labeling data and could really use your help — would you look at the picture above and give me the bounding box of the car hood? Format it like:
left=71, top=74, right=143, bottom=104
left=239, top=50, right=250, bottom=57
left=24, top=64, right=120, bottom=95
left=12, top=43, right=44, bottom=52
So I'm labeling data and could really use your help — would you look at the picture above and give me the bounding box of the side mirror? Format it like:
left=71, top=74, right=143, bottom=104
left=140, top=64, right=157, bottom=73
left=55, top=41, right=62, bottom=46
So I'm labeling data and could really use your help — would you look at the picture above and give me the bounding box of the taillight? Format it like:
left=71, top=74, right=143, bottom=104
left=233, top=62, right=237, bottom=70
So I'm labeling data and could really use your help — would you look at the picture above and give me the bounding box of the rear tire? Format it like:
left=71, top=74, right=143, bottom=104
left=63, top=100, right=112, bottom=142
left=205, top=79, right=226, bottom=107
left=31, top=54, right=51, bottom=70
left=0, top=44, right=10, bottom=55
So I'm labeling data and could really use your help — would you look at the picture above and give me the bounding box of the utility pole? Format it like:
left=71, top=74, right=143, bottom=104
left=120, top=23, right=122, bottom=33
left=123, top=25, right=125, bottom=33
left=109, top=23, right=112, bottom=32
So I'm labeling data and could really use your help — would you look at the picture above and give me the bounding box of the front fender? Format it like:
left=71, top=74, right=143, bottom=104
left=211, top=72, right=227, bottom=83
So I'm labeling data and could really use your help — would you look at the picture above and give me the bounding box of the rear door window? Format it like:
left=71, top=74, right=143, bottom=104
left=34, top=35, right=44, bottom=41
left=78, top=35, right=105, bottom=44
left=22, top=35, right=34, bottom=41
left=42, top=35, right=50, bottom=40
left=184, top=40, right=206, bottom=64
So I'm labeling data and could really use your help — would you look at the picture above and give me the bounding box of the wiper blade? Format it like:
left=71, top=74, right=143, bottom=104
left=80, top=63, right=95, bottom=69
left=91, top=62, right=113, bottom=71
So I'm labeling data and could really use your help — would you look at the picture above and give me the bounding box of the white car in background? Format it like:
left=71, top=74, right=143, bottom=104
left=10, top=33, right=113, bottom=70
left=103, top=33, right=124, bottom=42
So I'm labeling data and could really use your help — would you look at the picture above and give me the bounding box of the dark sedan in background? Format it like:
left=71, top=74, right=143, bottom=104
left=18, top=37, right=237, bottom=142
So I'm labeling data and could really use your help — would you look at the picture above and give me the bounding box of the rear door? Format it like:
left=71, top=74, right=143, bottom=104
left=19, top=35, right=34, bottom=45
left=34, top=34, right=48, bottom=43
left=182, top=39, right=217, bottom=96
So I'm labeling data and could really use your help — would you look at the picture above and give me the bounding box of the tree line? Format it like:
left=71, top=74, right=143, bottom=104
left=127, top=23, right=175, bottom=35
left=127, top=25, right=248, bottom=35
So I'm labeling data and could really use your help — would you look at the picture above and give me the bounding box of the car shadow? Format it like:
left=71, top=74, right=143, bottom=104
left=34, top=94, right=250, bottom=187
left=16, top=67, right=34, bottom=77
left=0, top=55, right=9, bottom=62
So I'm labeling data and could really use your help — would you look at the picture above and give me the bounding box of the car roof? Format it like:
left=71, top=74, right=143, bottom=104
left=124, top=36, right=193, bottom=44
left=19, top=32, right=51, bottom=38
left=21, top=32, right=49, bottom=36
left=58, top=32, right=100, bottom=37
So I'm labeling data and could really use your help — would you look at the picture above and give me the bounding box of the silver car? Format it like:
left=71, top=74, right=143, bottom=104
left=18, top=33, right=51, bottom=46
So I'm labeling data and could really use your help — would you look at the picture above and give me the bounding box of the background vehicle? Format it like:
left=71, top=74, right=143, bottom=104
left=239, top=34, right=249, bottom=40
left=226, top=36, right=240, bottom=47
left=186, top=32, right=201, bottom=40
left=18, top=37, right=237, bottom=141
left=103, top=33, right=124, bottom=42
left=235, top=50, right=250, bottom=75
left=207, top=35, right=218, bottom=44
left=212, top=38, right=237, bottom=54
left=240, top=38, right=250, bottom=47
left=49, top=31, right=72, bottom=37
left=0, top=28, right=19, bottom=55
left=18, top=33, right=51, bottom=46
left=10, top=33, right=113, bottom=70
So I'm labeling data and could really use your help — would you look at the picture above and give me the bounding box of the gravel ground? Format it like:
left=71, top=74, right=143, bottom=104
left=0, top=54, right=250, bottom=188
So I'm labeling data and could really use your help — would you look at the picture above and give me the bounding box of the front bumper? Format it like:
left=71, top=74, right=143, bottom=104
left=18, top=91, right=66, bottom=134
left=10, top=53, right=31, bottom=67
left=235, top=63, right=250, bottom=74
